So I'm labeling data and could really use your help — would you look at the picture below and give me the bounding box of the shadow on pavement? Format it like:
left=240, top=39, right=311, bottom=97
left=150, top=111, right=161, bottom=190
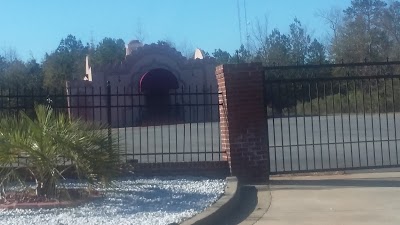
left=271, top=176, right=400, bottom=190
left=217, top=186, right=258, bottom=225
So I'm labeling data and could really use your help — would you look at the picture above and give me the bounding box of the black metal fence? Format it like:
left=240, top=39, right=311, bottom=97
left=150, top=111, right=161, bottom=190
left=264, top=61, right=400, bottom=174
left=0, top=83, right=224, bottom=164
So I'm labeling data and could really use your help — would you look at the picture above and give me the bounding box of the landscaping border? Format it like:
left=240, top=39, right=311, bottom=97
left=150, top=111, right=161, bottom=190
left=180, top=176, right=239, bottom=225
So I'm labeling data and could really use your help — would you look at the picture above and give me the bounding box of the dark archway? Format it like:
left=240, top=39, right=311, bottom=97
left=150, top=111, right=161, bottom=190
left=139, top=68, right=179, bottom=125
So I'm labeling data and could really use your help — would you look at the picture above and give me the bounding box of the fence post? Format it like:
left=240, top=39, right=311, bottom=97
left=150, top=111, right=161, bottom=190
left=106, top=81, right=112, bottom=148
left=216, top=63, right=269, bottom=183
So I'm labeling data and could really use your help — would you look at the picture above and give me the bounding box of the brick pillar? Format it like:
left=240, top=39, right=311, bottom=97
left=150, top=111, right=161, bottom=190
left=216, top=63, right=269, bottom=183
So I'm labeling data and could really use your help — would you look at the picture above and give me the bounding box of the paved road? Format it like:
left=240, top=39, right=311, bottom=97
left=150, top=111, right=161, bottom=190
left=112, top=122, right=222, bottom=163
left=111, top=113, right=400, bottom=171
left=269, top=113, right=400, bottom=173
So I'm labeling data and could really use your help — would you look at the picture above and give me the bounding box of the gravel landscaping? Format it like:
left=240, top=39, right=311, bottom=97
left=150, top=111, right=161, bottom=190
left=0, top=177, right=226, bottom=225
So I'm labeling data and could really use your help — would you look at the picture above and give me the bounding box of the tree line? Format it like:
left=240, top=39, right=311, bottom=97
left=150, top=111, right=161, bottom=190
left=0, top=36, right=126, bottom=92
left=0, top=0, right=399, bottom=95
left=213, top=0, right=400, bottom=66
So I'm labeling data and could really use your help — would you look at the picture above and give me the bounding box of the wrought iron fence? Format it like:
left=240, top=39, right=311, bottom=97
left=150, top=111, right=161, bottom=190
left=264, top=61, right=400, bottom=174
left=0, top=83, right=224, bottom=164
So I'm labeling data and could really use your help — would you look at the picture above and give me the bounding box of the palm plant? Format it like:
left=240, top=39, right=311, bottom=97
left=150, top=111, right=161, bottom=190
left=0, top=105, right=119, bottom=200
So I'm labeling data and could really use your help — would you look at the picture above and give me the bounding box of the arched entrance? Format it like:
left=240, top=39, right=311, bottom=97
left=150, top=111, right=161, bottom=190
left=139, top=68, right=179, bottom=125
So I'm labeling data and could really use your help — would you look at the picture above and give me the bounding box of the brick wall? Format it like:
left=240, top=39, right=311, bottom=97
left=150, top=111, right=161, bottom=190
left=216, top=63, right=269, bottom=182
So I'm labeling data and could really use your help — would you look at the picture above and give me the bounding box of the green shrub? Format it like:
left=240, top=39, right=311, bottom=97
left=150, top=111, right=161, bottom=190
left=0, top=105, right=119, bottom=199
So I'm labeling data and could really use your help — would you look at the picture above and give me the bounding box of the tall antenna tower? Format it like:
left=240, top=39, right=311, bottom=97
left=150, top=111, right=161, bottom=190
left=243, top=0, right=250, bottom=50
left=237, top=0, right=243, bottom=46
left=89, top=30, right=95, bottom=50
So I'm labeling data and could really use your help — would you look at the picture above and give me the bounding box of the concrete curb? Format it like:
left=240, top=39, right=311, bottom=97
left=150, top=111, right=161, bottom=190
left=180, top=176, right=240, bottom=225
left=236, top=185, right=272, bottom=225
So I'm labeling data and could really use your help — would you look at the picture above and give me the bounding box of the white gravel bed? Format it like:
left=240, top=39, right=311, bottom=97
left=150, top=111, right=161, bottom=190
left=0, top=177, right=226, bottom=225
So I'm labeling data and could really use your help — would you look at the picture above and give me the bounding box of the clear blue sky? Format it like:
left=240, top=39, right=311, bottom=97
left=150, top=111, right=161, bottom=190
left=0, top=0, right=350, bottom=61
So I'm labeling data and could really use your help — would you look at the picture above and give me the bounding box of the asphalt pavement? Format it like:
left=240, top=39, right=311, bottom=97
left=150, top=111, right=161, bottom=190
left=111, top=113, right=400, bottom=171
left=113, top=122, right=222, bottom=163
left=269, top=113, right=400, bottom=173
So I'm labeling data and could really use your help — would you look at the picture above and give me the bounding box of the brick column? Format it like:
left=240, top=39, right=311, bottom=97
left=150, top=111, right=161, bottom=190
left=216, top=63, right=269, bottom=183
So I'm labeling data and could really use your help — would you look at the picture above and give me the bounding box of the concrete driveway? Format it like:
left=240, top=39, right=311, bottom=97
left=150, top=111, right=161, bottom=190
left=255, top=171, right=400, bottom=225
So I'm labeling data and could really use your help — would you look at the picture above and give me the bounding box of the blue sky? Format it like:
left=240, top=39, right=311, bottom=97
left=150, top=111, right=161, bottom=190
left=0, top=0, right=350, bottom=61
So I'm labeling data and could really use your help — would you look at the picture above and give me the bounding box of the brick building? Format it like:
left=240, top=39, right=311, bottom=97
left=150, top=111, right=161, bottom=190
left=66, top=40, right=219, bottom=127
